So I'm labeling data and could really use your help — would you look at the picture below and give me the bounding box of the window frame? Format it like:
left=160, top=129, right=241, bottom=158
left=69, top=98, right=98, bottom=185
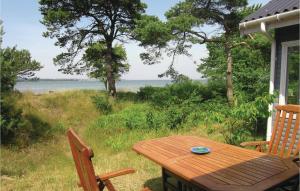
left=279, top=40, right=300, bottom=105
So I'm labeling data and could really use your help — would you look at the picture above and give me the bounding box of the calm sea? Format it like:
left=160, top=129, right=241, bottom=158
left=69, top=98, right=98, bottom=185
left=15, top=79, right=173, bottom=93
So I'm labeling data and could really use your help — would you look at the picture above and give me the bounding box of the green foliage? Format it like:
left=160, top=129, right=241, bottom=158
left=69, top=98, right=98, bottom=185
left=0, top=47, right=42, bottom=92
left=136, top=81, right=226, bottom=129
left=137, top=80, right=225, bottom=106
left=197, top=94, right=275, bottom=145
left=287, top=47, right=300, bottom=104
left=134, top=0, right=251, bottom=80
left=91, top=95, right=113, bottom=114
left=40, top=0, right=146, bottom=95
left=135, top=15, right=171, bottom=48
left=164, top=103, right=192, bottom=129
left=123, top=106, right=147, bottom=130
left=116, top=91, right=137, bottom=102
left=136, top=80, right=274, bottom=144
left=83, top=42, right=129, bottom=88
left=0, top=93, right=51, bottom=146
left=199, top=33, right=271, bottom=101
left=0, top=20, right=3, bottom=47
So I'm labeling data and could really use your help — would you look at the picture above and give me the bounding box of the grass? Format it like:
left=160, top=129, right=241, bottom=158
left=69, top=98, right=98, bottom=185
left=1, top=90, right=226, bottom=191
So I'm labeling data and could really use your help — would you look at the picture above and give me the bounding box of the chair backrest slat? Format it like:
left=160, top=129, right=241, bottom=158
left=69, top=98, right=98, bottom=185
left=272, top=111, right=287, bottom=155
left=269, top=105, right=300, bottom=158
left=67, top=129, right=100, bottom=191
left=287, top=112, right=300, bottom=157
left=294, top=137, right=300, bottom=157
left=268, top=110, right=281, bottom=153
left=279, top=111, right=294, bottom=157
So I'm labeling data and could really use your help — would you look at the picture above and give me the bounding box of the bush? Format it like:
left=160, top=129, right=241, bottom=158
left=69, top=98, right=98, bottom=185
left=195, top=93, right=275, bottom=145
left=0, top=93, right=51, bottom=146
left=137, top=80, right=226, bottom=107
left=145, top=110, right=165, bottom=129
left=136, top=86, right=162, bottom=101
left=91, top=95, right=112, bottom=114
left=123, top=109, right=146, bottom=129
left=116, top=91, right=137, bottom=101
left=136, top=81, right=226, bottom=129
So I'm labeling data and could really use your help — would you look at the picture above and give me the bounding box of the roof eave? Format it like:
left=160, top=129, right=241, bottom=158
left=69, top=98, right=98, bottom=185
left=239, top=9, right=300, bottom=35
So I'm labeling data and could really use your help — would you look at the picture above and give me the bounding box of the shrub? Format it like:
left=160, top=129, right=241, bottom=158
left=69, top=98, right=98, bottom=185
left=121, top=104, right=150, bottom=129
left=116, top=91, right=137, bottom=101
left=136, top=81, right=226, bottom=129
left=196, top=93, right=275, bottom=145
left=137, top=80, right=226, bottom=107
left=145, top=110, right=165, bottom=129
left=136, top=86, right=162, bottom=101
left=91, top=95, right=112, bottom=114
left=123, top=111, right=146, bottom=129
left=0, top=93, right=51, bottom=146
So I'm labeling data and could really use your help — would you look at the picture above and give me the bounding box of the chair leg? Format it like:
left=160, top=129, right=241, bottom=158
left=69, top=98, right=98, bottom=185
left=104, top=180, right=116, bottom=191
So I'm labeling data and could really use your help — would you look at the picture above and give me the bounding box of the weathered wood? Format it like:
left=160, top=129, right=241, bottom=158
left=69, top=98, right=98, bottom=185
left=67, top=128, right=150, bottom=191
left=133, top=136, right=299, bottom=191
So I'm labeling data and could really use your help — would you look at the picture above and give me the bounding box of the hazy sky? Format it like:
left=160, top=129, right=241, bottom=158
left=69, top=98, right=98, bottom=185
left=1, top=0, right=265, bottom=80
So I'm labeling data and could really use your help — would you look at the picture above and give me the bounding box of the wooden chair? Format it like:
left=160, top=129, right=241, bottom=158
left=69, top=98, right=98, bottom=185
left=241, top=104, right=300, bottom=158
left=241, top=105, right=300, bottom=190
left=67, top=128, right=151, bottom=191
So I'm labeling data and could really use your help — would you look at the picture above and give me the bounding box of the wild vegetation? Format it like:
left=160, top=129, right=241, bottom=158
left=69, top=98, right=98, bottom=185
left=1, top=77, right=273, bottom=189
left=0, top=0, right=276, bottom=190
left=0, top=22, right=44, bottom=145
left=1, top=90, right=225, bottom=191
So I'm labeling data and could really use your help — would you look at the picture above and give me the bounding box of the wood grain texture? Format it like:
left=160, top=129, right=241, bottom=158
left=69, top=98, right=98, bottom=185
left=67, top=128, right=150, bottom=191
left=242, top=105, right=300, bottom=158
left=133, top=136, right=299, bottom=191
left=271, top=105, right=300, bottom=158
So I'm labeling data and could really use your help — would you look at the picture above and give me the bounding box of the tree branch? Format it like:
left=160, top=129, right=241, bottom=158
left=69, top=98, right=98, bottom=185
left=187, top=30, right=222, bottom=43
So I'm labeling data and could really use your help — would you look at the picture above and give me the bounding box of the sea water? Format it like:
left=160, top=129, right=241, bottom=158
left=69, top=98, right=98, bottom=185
left=15, top=79, right=173, bottom=93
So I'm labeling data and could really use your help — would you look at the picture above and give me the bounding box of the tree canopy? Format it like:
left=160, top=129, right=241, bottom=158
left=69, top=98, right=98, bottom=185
left=0, top=46, right=42, bottom=92
left=135, top=0, right=262, bottom=105
left=83, top=42, right=129, bottom=89
left=40, top=0, right=146, bottom=96
left=199, top=33, right=271, bottom=102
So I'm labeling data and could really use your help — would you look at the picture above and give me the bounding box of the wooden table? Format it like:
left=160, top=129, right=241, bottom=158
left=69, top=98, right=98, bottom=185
left=133, top=136, right=299, bottom=191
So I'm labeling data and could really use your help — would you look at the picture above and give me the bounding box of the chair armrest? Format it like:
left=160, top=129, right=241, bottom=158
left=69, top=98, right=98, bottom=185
left=240, top=141, right=269, bottom=147
left=98, top=168, right=135, bottom=181
left=293, top=157, right=300, bottom=168
left=240, top=141, right=269, bottom=152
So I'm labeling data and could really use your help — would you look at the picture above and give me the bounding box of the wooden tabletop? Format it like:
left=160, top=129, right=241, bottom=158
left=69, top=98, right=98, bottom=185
left=133, top=136, right=299, bottom=191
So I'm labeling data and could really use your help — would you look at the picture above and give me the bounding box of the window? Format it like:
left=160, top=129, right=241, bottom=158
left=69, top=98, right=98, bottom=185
left=279, top=40, right=300, bottom=105
left=287, top=46, right=300, bottom=104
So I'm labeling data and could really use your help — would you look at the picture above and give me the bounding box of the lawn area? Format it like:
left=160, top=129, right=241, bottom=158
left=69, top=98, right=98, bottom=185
left=0, top=90, right=224, bottom=191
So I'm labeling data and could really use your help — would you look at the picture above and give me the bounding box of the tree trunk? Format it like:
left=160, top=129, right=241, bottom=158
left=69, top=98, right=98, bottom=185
left=103, top=79, right=108, bottom=91
left=225, top=42, right=234, bottom=106
left=105, top=43, right=117, bottom=97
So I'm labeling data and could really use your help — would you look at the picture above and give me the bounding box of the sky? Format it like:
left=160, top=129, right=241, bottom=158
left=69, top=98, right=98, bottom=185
left=1, top=0, right=266, bottom=80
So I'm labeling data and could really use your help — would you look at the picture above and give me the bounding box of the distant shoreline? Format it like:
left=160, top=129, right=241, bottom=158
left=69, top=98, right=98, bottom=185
left=15, top=79, right=207, bottom=94
left=17, top=78, right=205, bottom=81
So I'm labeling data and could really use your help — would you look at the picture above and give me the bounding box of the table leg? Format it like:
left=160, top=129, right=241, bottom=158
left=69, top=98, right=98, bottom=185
left=162, top=168, right=168, bottom=191
left=162, top=168, right=206, bottom=191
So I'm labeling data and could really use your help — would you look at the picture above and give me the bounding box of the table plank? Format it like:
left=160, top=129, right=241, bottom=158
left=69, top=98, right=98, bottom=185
left=133, top=136, right=299, bottom=191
